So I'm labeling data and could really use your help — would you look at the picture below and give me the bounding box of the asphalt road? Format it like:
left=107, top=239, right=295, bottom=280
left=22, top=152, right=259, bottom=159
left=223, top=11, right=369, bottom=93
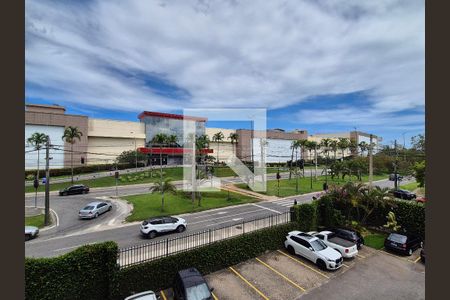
left=25, top=176, right=412, bottom=258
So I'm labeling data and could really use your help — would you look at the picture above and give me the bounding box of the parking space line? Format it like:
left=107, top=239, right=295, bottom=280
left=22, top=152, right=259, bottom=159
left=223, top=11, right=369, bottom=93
left=342, top=263, right=350, bottom=268
left=255, top=258, right=306, bottom=292
left=212, top=292, right=219, bottom=300
left=356, top=254, right=366, bottom=259
left=160, top=290, right=167, bottom=300
left=413, top=256, right=421, bottom=263
left=378, top=249, right=416, bottom=263
left=276, top=250, right=329, bottom=279
left=228, top=267, right=270, bottom=300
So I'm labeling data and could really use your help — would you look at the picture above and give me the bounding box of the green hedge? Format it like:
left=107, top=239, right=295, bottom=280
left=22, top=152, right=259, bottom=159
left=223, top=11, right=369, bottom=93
left=292, top=203, right=318, bottom=231
left=25, top=241, right=118, bottom=300
left=112, top=222, right=299, bottom=299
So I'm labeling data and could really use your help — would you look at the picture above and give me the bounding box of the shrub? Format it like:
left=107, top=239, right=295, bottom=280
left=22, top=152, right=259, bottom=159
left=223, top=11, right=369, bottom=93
left=292, top=202, right=318, bottom=231
left=25, top=241, right=118, bottom=300
left=112, top=222, right=299, bottom=299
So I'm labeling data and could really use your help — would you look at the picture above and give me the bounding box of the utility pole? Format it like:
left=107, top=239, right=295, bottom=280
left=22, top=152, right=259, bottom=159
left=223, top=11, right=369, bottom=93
left=394, top=139, right=398, bottom=190
left=368, top=134, right=373, bottom=189
left=44, top=138, right=51, bottom=226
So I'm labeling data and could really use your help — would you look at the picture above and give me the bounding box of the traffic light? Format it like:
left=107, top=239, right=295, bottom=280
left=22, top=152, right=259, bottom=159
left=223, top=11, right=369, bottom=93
left=80, top=157, right=85, bottom=164
left=33, top=178, right=39, bottom=189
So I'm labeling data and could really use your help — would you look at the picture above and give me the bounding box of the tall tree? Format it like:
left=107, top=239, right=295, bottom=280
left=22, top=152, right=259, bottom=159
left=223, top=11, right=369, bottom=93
left=27, top=132, right=49, bottom=180
left=329, top=140, right=338, bottom=161
left=228, top=132, right=238, bottom=156
left=289, top=140, right=301, bottom=180
left=359, top=141, right=369, bottom=157
left=348, top=140, right=359, bottom=156
left=306, top=140, right=318, bottom=179
left=167, top=134, right=178, bottom=161
left=337, top=138, right=350, bottom=160
left=149, top=178, right=177, bottom=212
left=194, top=134, right=210, bottom=206
left=212, top=131, right=224, bottom=164
left=62, top=126, right=83, bottom=183
left=320, top=138, right=333, bottom=182
left=151, top=133, right=169, bottom=181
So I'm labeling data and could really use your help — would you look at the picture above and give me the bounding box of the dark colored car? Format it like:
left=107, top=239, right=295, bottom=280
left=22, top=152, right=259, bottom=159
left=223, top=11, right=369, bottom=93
left=326, top=227, right=365, bottom=249
left=384, top=233, right=422, bottom=256
left=391, top=189, right=416, bottom=200
left=173, top=268, right=214, bottom=300
left=59, top=184, right=90, bottom=196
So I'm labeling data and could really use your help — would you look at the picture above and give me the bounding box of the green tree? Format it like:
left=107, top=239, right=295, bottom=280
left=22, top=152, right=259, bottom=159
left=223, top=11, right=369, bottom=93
left=149, top=178, right=177, bottom=211
left=228, top=133, right=238, bottom=156
left=195, top=134, right=211, bottom=206
left=348, top=140, right=358, bottom=156
left=212, top=131, right=224, bottom=164
left=359, top=185, right=394, bottom=224
left=413, top=160, right=425, bottom=187
left=358, top=141, right=369, bottom=157
left=329, top=140, right=338, bottom=161
left=320, top=138, right=333, bottom=182
left=289, top=140, right=301, bottom=180
left=116, top=150, right=147, bottom=166
left=411, top=134, right=425, bottom=153
left=62, top=126, right=83, bottom=183
left=167, top=134, right=178, bottom=160
left=27, top=132, right=49, bottom=180
left=337, top=138, right=350, bottom=160
left=384, top=211, right=401, bottom=232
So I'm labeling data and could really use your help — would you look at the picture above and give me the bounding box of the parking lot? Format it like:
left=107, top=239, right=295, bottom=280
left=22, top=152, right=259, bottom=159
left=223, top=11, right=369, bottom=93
left=158, top=245, right=424, bottom=300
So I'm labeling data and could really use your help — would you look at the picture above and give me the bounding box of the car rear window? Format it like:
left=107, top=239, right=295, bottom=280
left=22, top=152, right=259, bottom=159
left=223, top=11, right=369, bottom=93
left=389, top=234, right=407, bottom=243
left=185, top=283, right=211, bottom=300
left=83, top=206, right=95, bottom=210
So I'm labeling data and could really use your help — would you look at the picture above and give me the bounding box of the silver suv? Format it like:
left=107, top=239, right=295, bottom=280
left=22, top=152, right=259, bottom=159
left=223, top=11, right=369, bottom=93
left=140, top=216, right=187, bottom=239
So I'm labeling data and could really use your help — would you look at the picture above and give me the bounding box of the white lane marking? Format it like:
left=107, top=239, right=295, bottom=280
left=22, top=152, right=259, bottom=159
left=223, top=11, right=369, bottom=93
left=251, top=203, right=282, bottom=214
left=216, top=211, right=227, bottom=215
left=232, top=218, right=243, bottom=221
left=188, top=209, right=266, bottom=225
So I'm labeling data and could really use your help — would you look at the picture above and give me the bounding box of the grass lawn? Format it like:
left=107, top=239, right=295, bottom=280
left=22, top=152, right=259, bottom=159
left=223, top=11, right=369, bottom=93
left=235, top=174, right=388, bottom=197
left=363, top=233, right=388, bottom=249
left=400, top=181, right=425, bottom=194
left=124, top=190, right=258, bottom=222
left=25, top=214, right=46, bottom=228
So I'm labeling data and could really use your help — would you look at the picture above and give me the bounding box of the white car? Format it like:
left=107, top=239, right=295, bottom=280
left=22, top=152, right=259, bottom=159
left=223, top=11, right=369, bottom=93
left=284, top=230, right=343, bottom=270
left=25, top=226, right=39, bottom=241
left=124, top=290, right=159, bottom=300
left=308, top=231, right=358, bottom=258
left=140, top=216, right=187, bottom=239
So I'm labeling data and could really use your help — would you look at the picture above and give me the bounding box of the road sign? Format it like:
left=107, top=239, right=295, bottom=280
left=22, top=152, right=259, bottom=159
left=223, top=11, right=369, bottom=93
left=115, top=171, right=119, bottom=179
left=276, top=172, right=281, bottom=180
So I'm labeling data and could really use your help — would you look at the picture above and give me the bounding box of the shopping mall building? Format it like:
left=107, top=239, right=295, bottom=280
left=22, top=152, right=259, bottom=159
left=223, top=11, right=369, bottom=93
left=25, top=103, right=380, bottom=169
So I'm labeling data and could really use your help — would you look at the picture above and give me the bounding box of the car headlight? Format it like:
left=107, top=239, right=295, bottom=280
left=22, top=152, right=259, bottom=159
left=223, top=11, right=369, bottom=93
left=327, top=258, right=335, bottom=262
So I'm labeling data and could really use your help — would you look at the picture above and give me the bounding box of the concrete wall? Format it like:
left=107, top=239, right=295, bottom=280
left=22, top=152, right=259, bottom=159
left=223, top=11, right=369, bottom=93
left=87, top=119, right=146, bottom=165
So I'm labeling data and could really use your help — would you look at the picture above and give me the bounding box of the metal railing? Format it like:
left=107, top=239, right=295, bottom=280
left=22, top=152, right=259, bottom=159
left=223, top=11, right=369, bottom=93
left=118, top=211, right=291, bottom=268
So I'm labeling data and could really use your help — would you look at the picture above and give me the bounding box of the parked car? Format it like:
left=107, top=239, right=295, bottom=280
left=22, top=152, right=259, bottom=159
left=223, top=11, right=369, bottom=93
left=325, top=227, right=365, bottom=249
left=173, top=268, right=214, bottom=300
left=309, top=231, right=358, bottom=258
left=390, top=189, right=416, bottom=200
left=140, top=216, right=187, bottom=239
left=384, top=233, right=422, bottom=256
left=124, top=291, right=159, bottom=300
left=284, top=230, right=343, bottom=270
left=389, top=173, right=403, bottom=181
left=78, top=201, right=112, bottom=219
left=25, top=226, right=39, bottom=241
left=416, top=196, right=426, bottom=203
left=59, top=184, right=90, bottom=196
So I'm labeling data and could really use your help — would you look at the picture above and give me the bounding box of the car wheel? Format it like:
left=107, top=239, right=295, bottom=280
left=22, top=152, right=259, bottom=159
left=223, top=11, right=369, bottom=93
left=25, top=234, right=31, bottom=241
left=287, top=245, right=295, bottom=255
left=108, top=205, right=112, bottom=211
left=316, top=259, right=327, bottom=270
left=94, top=212, right=99, bottom=218
left=63, top=192, right=68, bottom=196
left=407, top=248, right=413, bottom=256
left=176, top=225, right=185, bottom=233
left=82, top=190, right=87, bottom=194
left=149, top=231, right=157, bottom=239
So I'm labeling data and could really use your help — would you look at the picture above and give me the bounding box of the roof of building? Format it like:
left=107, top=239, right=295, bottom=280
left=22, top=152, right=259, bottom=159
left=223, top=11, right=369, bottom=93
left=138, top=111, right=207, bottom=122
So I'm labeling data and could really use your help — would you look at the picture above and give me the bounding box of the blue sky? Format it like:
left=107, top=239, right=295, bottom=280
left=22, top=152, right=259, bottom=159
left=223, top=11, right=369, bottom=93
left=25, top=0, right=424, bottom=147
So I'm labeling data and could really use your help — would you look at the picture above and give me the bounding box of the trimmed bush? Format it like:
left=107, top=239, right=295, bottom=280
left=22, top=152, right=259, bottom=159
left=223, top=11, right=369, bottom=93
left=112, top=222, right=299, bottom=299
left=25, top=241, right=118, bottom=300
left=292, top=202, right=318, bottom=231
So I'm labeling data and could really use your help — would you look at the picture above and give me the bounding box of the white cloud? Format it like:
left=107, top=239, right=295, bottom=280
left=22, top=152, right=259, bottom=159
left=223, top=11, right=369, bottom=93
left=25, top=0, right=424, bottom=127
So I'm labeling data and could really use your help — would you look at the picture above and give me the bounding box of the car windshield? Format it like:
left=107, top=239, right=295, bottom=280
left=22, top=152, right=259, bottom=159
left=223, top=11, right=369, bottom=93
left=389, top=234, right=407, bottom=243
left=82, top=206, right=95, bottom=210
left=185, top=283, right=211, bottom=300
left=327, top=233, right=336, bottom=239
left=310, top=239, right=327, bottom=251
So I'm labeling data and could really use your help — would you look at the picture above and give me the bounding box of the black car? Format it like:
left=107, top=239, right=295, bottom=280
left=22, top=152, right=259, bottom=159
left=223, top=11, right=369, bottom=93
left=391, top=189, right=416, bottom=200
left=327, top=227, right=365, bottom=249
left=173, top=268, right=214, bottom=300
left=59, top=184, right=90, bottom=196
left=384, top=233, right=422, bottom=256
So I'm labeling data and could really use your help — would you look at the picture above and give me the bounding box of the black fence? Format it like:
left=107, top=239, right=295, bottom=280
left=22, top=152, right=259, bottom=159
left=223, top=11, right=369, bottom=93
left=118, top=211, right=291, bottom=268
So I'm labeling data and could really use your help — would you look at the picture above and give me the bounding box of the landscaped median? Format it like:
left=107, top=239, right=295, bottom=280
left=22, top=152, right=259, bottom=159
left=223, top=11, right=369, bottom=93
left=25, top=214, right=45, bottom=228
left=123, top=190, right=258, bottom=222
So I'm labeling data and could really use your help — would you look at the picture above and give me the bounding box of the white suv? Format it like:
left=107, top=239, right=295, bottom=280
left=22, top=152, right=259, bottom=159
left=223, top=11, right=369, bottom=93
left=140, top=216, right=187, bottom=239
left=284, top=230, right=343, bottom=270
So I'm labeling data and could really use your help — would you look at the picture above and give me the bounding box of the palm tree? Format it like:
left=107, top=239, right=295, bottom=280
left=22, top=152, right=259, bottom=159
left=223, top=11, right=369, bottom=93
left=359, top=186, right=394, bottom=224
left=195, top=134, right=210, bottom=206
left=359, top=141, right=369, bottom=157
left=289, top=140, right=301, bottom=180
left=349, top=140, right=358, bottom=156
left=149, top=178, right=177, bottom=211
left=27, top=132, right=49, bottom=181
left=337, top=138, right=350, bottom=161
left=151, top=133, right=169, bottom=180
left=298, top=139, right=308, bottom=176
left=212, top=131, right=224, bottom=164
left=62, top=126, right=83, bottom=183
left=329, top=140, right=338, bottom=161
left=305, top=140, right=318, bottom=180
left=167, top=134, right=178, bottom=161
left=320, top=138, right=333, bottom=182
left=228, top=133, right=238, bottom=156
